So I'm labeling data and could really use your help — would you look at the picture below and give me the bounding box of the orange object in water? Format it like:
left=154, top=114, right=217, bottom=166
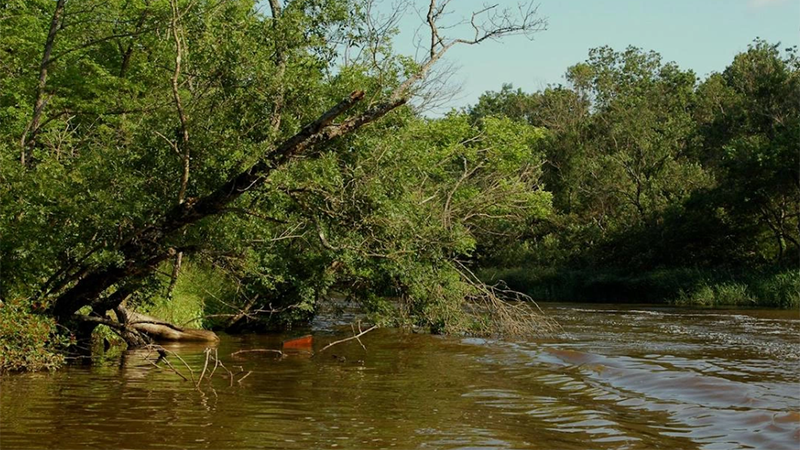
left=282, top=334, right=313, bottom=350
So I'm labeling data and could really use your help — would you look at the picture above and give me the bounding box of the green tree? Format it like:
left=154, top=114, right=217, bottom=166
left=694, top=40, right=800, bottom=262
left=0, top=0, right=552, bottom=355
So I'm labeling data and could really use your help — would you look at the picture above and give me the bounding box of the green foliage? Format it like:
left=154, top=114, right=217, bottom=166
left=0, top=300, right=67, bottom=372
left=674, top=270, right=799, bottom=308
left=675, top=283, right=754, bottom=307
left=751, top=271, right=800, bottom=308
left=1, top=0, right=796, bottom=375
left=197, top=112, right=552, bottom=331
left=0, top=0, right=556, bottom=347
left=139, top=262, right=236, bottom=328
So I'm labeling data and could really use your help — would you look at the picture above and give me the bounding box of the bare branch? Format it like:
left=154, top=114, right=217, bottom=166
left=230, top=349, right=284, bottom=357
left=314, top=325, right=378, bottom=356
left=397, top=0, right=546, bottom=107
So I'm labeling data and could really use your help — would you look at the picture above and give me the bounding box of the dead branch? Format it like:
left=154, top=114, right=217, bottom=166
left=141, top=344, right=252, bottom=390
left=402, top=0, right=546, bottom=109
left=237, top=371, right=253, bottom=383
left=197, top=348, right=211, bottom=388
left=451, top=259, right=561, bottom=336
left=142, top=344, right=195, bottom=382
left=209, top=348, right=220, bottom=380
left=352, top=322, right=368, bottom=351
left=315, top=324, right=378, bottom=356
left=230, top=349, right=284, bottom=357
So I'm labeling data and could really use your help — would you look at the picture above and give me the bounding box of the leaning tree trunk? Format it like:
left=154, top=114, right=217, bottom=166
left=50, top=91, right=406, bottom=331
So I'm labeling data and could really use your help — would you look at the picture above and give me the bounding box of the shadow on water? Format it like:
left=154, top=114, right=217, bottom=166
left=1, top=303, right=798, bottom=449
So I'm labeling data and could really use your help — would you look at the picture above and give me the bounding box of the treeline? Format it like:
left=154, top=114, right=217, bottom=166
left=472, top=42, right=799, bottom=307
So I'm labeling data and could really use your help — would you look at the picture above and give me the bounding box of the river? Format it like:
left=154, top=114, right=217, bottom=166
left=1, top=303, right=798, bottom=449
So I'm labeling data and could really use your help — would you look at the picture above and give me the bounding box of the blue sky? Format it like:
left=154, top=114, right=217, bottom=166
left=386, top=0, right=800, bottom=111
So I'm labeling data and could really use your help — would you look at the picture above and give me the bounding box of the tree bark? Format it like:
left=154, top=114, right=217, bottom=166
left=112, top=306, right=152, bottom=348
left=20, top=0, right=66, bottom=164
left=165, top=251, right=183, bottom=299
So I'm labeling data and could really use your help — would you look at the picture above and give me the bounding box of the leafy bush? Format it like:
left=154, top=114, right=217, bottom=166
left=0, top=300, right=67, bottom=372
left=137, top=261, right=233, bottom=328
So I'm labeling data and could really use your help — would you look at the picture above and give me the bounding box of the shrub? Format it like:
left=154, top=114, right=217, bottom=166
left=0, top=300, right=67, bottom=372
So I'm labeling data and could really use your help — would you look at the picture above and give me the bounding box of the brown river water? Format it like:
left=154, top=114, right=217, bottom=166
left=1, top=303, right=798, bottom=449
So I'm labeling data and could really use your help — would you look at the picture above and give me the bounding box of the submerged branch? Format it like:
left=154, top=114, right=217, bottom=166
left=314, top=325, right=378, bottom=356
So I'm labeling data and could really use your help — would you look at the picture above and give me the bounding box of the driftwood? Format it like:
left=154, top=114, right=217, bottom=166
left=71, top=306, right=218, bottom=349
left=124, top=308, right=219, bottom=343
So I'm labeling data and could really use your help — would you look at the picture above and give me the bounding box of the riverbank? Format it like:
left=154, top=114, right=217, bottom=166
left=479, top=266, right=799, bottom=308
left=3, top=263, right=795, bottom=373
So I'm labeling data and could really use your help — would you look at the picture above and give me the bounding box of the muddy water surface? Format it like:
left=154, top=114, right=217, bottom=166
left=1, top=304, right=798, bottom=449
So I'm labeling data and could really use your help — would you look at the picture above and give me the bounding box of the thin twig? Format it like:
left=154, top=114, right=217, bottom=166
left=197, top=348, right=211, bottom=388
left=145, top=344, right=196, bottom=383
left=237, top=371, right=253, bottom=384
left=209, top=348, right=220, bottom=380
left=230, top=349, right=284, bottom=357
left=314, top=325, right=378, bottom=356
left=352, top=323, right=367, bottom=351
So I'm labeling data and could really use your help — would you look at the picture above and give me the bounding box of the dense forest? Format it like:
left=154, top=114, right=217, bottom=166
left=0, top=0, right=797, bottom=372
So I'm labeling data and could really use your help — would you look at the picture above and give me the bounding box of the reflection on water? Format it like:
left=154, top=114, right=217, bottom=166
left=1, top=304, right=798, bottom=449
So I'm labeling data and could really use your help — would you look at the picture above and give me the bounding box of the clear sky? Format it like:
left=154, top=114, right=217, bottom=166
left=386, top=0, right=800, bottom=112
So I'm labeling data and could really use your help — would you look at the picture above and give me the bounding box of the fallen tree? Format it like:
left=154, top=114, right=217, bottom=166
left=124, top=309, right=219, bottom=343
left=74, top=305, right=219, bottom=345
left=51, top=89, right=395, bottom=342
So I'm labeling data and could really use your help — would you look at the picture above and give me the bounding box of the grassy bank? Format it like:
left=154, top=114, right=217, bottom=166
left=480, top=266, right=799, bottom=308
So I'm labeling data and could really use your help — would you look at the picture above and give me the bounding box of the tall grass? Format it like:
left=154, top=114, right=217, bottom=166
left=674, top=283, right=755, bottom=307
left=749, top=271, right=800, bottom=308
